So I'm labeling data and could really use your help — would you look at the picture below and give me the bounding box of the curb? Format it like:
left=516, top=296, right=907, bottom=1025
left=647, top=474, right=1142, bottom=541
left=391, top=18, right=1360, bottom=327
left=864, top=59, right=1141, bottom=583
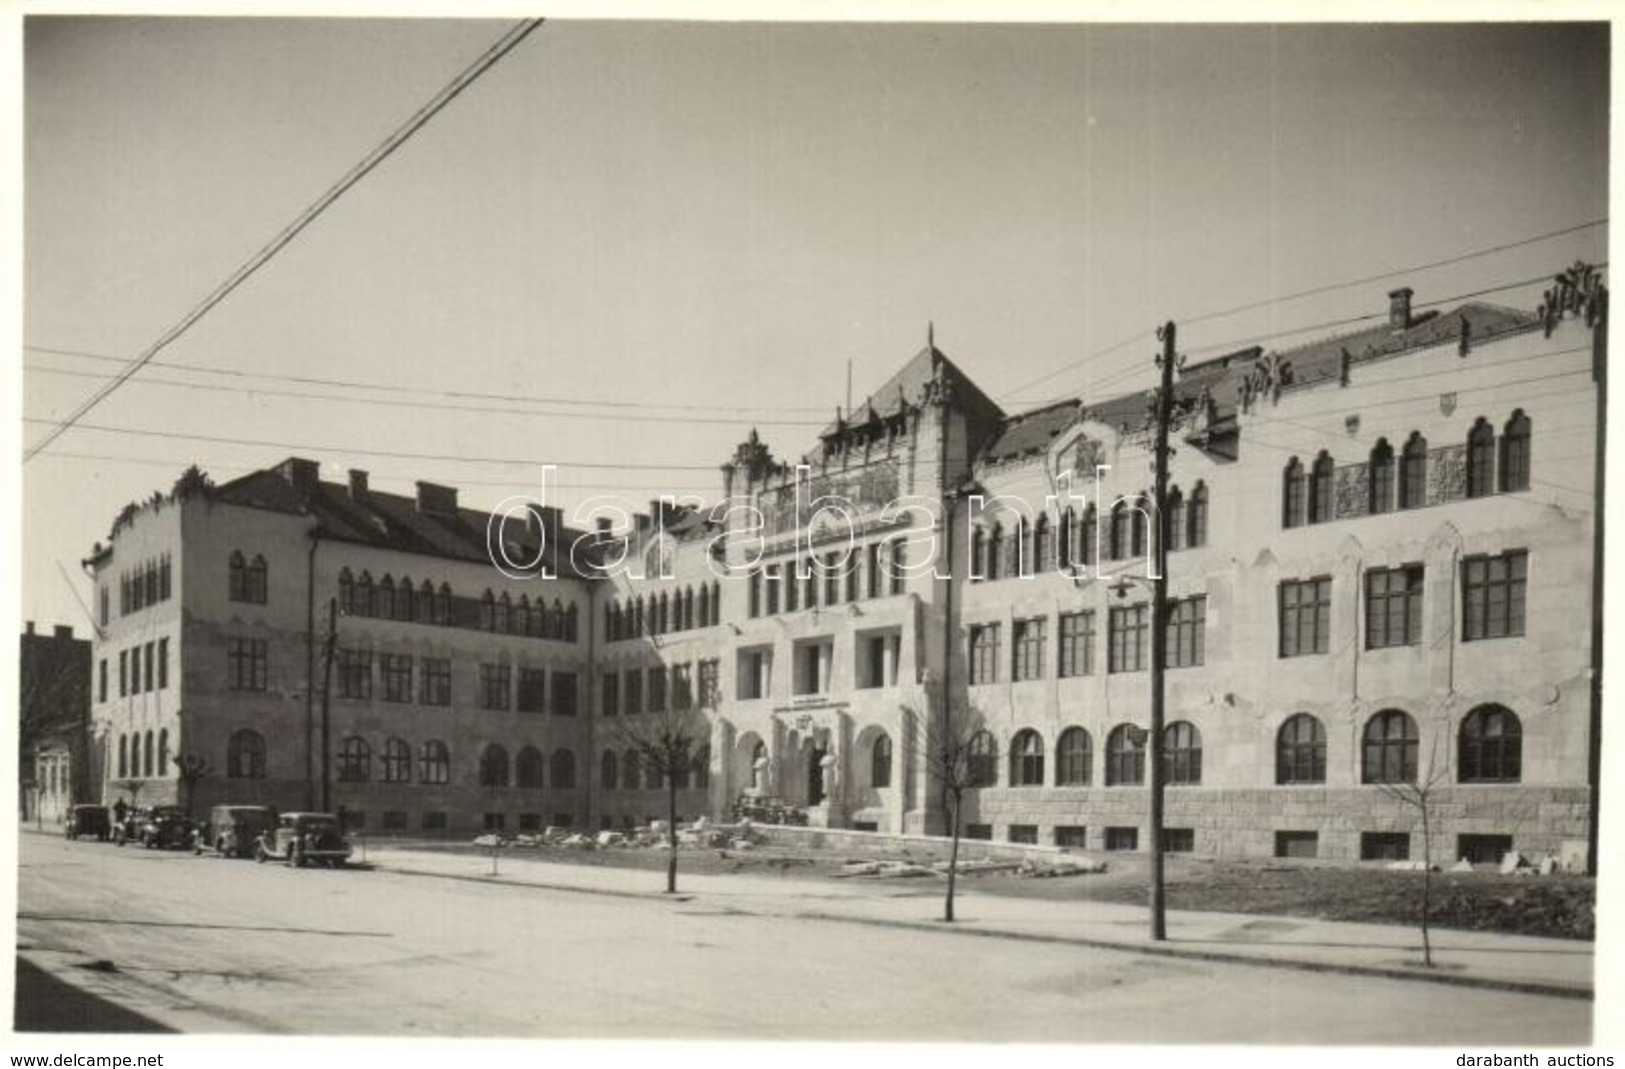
left=371, top=859, right=1592, bottom=1002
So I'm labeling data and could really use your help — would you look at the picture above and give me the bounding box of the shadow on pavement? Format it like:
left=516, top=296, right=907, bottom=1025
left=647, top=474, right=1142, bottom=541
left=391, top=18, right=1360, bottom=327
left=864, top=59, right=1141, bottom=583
left=14, top=957, right=173, bottom=1033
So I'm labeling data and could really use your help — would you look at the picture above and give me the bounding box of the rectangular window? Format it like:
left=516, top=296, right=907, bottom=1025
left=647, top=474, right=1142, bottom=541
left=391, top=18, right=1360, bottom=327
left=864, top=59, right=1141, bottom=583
left=1275, top=831, right=1319, bottom=859
left=1365, top=565, right=1424, bottom=649
left=1054, top=825, right=1089, bottom=849
left=968, top=623, right=1001, bottom=685
left=380, top=653, right=413, bottom=703
left=737, top=648, right=770, bottom=700
left=422, top=811, right=448, bottom=832
left=1058, top=611, right=1095, bottom=678
left=119, top=650, right=128, bottom=697
left=1165, top=597, right=1206, bottom=669
left=1012, top=617, right=1046, bottom=681
left=765, top=564, right=781, bottom=615
left=516, top=668, right=546, bottom=713
left=601, top=672, right=619, bottom=717
left=519, top=813, right=543, bottom=832
left=1161, top=828, right=1195, bottom=854
left=856, top=631, right=900, bottom=690
left=1360, top=832, right=1410, bottom=861
left=624, top=669, right=643, bottom=714
left=1108, top=605, right=1149, bottom=673
left=553, top=672, right=578, bottom=716
left=1007, top=824, right=1038, bottom=845
left=130, top=646, right=140, bottom=695
left=157, top=638, right=169, bottom=689
left=480, top=663, right=511, bottom=711
left=228, top=637, right=268, bottom=691
left=793, top=640, right=831, bottom=695
left=963, top=823, right=993, bottom=842
left=382, top=811, right=409, bottom=831
left=672, top=663, right=693, bottom=710
left=647, top=666, right=667, bottom=711
left=421, top=658, right=451, bottom=706
left=338, top=649, right=372, bottom=699
left=98, top=659, right=107, bottom=703
left=1457, top=834, right=1514, bottom=867
left=698, top=659, right=720, bottom=708
left=1279, top=577, right=1332, bottom=657
left=1463, top=551, right=1528, bottom=641
left=1105, top=827, right=1139, bottom=852
left=552, top=813, right=574, bottom=829
left=143, top=642, right=155, bottom=693
left=483, top=813, right=507, bottom=832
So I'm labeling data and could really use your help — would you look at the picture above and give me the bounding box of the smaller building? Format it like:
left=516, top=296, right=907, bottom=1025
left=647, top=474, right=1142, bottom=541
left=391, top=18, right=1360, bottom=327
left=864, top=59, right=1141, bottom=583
left=19, top=622, right=92, bottom=825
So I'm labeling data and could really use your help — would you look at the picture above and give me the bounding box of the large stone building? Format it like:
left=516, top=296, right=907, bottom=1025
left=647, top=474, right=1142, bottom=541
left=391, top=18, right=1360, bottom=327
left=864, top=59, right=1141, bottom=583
left=87, top=267, right=1605, bottom=864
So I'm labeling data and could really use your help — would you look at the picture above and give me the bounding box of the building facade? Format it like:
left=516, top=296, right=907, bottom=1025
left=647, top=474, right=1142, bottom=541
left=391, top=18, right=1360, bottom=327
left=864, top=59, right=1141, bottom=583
left=87, top=269, right=1604, bottom=864
left=20, top=621, right=92, bottom=825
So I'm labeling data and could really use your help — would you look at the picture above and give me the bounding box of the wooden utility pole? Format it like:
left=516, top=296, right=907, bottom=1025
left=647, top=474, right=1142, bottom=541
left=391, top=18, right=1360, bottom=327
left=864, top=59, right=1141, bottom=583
left=1147, top=320, right=1179, bottom=942
left=320, top=597, right=337, bottom=813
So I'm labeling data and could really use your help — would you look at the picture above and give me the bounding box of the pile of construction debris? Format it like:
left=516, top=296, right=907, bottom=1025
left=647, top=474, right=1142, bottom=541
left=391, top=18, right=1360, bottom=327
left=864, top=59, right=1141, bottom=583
left=470, top=816, right=765, bottom=853
left=833, top=854, right=1108, bottom=880
left=1385, top=851, right=1583, bottom=876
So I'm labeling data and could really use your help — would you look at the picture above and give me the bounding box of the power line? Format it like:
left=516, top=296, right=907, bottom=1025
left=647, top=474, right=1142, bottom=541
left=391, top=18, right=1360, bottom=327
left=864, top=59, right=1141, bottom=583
left=22, top=18, right=546, bottom=463
left=23, top=343, right=831, bottom=416
left=22, top=363, right=831, bottom=427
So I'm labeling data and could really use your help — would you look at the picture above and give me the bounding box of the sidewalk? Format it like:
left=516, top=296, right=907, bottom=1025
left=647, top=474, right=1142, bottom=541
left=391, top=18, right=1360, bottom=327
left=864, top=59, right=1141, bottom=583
left=362, top=843, right=1594, bottom=1000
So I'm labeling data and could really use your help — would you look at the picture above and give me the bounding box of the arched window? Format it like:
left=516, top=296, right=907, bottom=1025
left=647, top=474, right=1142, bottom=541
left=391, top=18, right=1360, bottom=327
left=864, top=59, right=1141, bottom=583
left=1187, top=482, right=1209, bottom=548
left=227, top=729, right=265, bottom=779
left=143, top=731, right=154, bottom=778
left=1275, top=714, right=1326, bottom=785
left=1165, top=487, right=1185, bottom=553
left=1009, top=729, right=1045, bottom=787
left=1080, top=503, right=1097, bottom=566
left=157, top=729, right=170, bottom=777
left=516, top=746, right=545, bottom=789
left=338, top=568, right=357, bottom=614
left=1400, top=433, right=1428, bottom=510
left=518, top=594, right=534, bottom=636
left=550, top=749, right=577, bottom=789
left=383, top=737, right=412, bottom=783
left=1058, top=507, right=1075, bottom=570
left=480, top=589, right=496, bottom=631
left=419, top=740, right=450, bottom=785
left=1132, top=496, right=1151, bottom=558
left=1011, top=517, right=1031, bottom=577
left=338, top=736, right=371, bottom=782
left=625, top=749, right=643, bottom=790
left=357, top=571, right=374, bottom=617
left=378, top=575, right=395, bottom=619
left=1105, top=725, right=1145, bottom=786
left=1110, top=500, right=1133, bottom=560
left=1459, top=705, right=1522, bottom=783
left=228, top=550, right=246, bottom=601
left=436, top=583, right=452, bottom=625
left=246, top=554, right=267, bottom=603
left=1467, top=418, right=1496, bottom=499
left=967, top=730, right=997, bottom=788
left=478, top=744, right=509, bottom=788
left=1362, top=710, right=1418, bottom=784
left=495, top=592, right=511, bottom=634
left=749, top=741, right=766, bottom=791
left=870, top=734, right=892, bottom=789
left=117, top=734, right=128, bottom=779
left=417, top=579, right=435, bottom=622
left=565, top=603, right=580, bottom=642
left=1308, top=453, right=1334, bottom=523
left=986, top=524, right=1004, bottom=581
left=969, top=526, right=985, bottom=582
left=693, top=745, right=711, bottom=789
left=1283, top=458, right=1306, bottom=528
left=1501, top=410, right=1531, bottom=492
left=633, top=596, right=645, bottom=637
left=1034, top=513, right=1053, bottom=574
left=600, top=749, right=619, bottom=791
left=697, top=584, right=711, bottom=628
left=1163, top=722, right=1202, bottom=785
left=1056, top=727, right=1091, bottom=786
left=1368, top=439, right=1395, bottom=515
left=658, top=592, right=670, bottom=635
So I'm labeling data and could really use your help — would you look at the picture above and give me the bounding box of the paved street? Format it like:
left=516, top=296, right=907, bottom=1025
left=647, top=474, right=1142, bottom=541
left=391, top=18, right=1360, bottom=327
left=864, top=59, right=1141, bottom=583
left=15, top=832, right=1589, bottom=1043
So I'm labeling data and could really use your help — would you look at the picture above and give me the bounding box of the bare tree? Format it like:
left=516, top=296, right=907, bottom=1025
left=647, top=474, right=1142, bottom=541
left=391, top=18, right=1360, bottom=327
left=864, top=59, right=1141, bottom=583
left=1374, top=732, right=1450, bottom=968
left=605, top=696, right=710, bottom=894
left=911, top=699, right=990, bottom=923
left=172, top=753, right=211, bottom=817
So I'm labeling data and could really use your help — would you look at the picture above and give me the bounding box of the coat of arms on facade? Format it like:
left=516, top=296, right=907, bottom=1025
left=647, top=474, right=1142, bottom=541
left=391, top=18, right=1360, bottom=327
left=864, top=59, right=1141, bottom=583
left=1055, top=435, right=1104, bottom=481
left=1439, top=392, right=1457, bottom=417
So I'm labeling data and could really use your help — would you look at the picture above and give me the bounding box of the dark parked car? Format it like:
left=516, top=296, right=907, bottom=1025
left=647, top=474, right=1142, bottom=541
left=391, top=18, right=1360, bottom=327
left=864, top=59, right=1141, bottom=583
left=136, top=806, right=195, bottom=850
left=255, top=812, right=353, bottom=868
left=111, top=807, right=147, bottom=846
left=65, top=805, right=111, bottom=841
left=197, top=805, right=276, bottom=859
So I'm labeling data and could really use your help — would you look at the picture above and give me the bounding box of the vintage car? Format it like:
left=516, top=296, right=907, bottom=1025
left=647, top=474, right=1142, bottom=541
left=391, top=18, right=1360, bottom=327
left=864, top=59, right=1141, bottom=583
left=197, top=804, right=277, bottom=859
left=136, top=805, right=196, bottom=850
left=65, top=804, right=111, bottom=841
left=111, top=807, right=147, bottom=846
left=255, top=812, right=353, bottom=867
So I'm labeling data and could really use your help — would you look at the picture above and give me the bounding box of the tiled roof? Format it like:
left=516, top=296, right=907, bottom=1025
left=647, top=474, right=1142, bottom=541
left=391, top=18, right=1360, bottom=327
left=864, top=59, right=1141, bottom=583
left=815, top=344, right=1006, bottom=444
left=979, top=401, right=1083, bottom=463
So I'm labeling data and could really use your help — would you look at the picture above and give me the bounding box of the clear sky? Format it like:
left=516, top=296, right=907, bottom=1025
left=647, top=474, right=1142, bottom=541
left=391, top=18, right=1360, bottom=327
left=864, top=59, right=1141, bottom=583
left=19, top=15, right=1610, bottom=631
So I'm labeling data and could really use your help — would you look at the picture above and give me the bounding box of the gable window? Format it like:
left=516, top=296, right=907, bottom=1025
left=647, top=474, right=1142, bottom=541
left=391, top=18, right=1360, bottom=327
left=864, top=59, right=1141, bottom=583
left=1463, top=551, right=1528, bottom=641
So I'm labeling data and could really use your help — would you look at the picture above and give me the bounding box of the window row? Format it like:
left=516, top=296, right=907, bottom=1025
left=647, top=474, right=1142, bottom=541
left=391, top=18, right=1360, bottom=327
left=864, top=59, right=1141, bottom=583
left=336, top=569, right=581, bottom=643
left=598, top=746, right=713, bottom=791
left=113, top=728, right=171, bottom=780
left=964, top=724, right=1202, bottom=788
left=114, top=553, right=173, bottom=619
left=605, top=581, right=722, bottom=642
left=225, top=729, right=587, bottom=789
left=102, top=638, right=170, bottom=701
left=1283, top=410, right=1531, bottom=529
left=966, top=597, right=1206, bottom=683
left=969, top=488, right=1209, bottom=582
left=747, top=539, right=908, bottom=618
left=602, top=660, right=721, bottom=715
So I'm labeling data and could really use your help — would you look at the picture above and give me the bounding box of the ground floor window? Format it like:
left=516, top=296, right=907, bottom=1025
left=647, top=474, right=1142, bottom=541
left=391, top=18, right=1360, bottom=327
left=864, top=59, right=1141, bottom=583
left=483, top=812, right=506, bottom=832
left=1275, top=831, right=1318, bottom=859
left=552, top=813, right=574, bottom=828
left=852, top=821, right=878, bottom=832
left=1054, top=825, right=1088, bottom=849
left=382, top=811, right=408, bottom=831
left=422, top=811, right=447, bottom=831
left=1007, top=824, right=1038, bottom=845
left=1457, top=834, right=1514, bottom=866
left=1161, top=828, right=1195, bottom=853
left=1360, top=831, right=1410, bottom=861
left=963, top=823, right=992, bottom=841
left=1105, top=827, right=1139, bottom=851
left=519, top=813, right=543, bottom=831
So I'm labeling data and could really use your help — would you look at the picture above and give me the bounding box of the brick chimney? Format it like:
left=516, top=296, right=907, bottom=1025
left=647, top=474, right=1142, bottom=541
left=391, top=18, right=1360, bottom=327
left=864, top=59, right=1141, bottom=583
left=1388, top=287, right=1414, bottom=331
left=53, top=624, right=73, bottom=640
left=348, top=469, right=369, bottom=500
left=276, top=457, right=320, bottom=491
